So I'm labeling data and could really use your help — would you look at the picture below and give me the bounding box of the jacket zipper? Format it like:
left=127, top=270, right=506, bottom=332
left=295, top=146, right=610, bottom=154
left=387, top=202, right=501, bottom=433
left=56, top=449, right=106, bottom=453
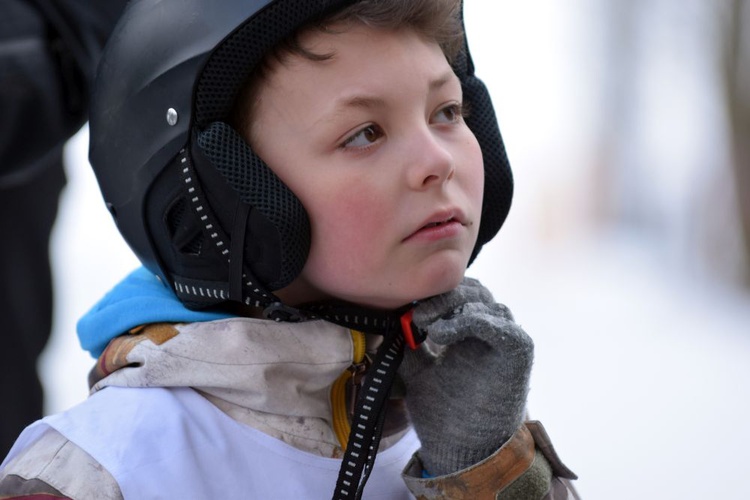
left=331, top=329, right=368, bottom=450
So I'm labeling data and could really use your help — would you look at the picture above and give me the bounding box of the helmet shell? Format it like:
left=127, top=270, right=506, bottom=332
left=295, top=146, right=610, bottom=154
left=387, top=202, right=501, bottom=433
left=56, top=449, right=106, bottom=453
left=89, top=0, right=512, bottom=307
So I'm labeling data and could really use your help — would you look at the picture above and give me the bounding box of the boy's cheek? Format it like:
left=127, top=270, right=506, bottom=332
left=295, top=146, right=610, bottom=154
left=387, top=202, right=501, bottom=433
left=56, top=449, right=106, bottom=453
left=308, top=195, right=385, bottom=257
left=315, top=211, right=389, bottom=267
left=316, top=185, right=389, bottom=234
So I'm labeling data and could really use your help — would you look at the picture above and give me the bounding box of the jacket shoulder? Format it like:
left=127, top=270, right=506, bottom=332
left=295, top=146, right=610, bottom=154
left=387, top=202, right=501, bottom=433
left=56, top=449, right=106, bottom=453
left=0, top=426, right=122, bottom=500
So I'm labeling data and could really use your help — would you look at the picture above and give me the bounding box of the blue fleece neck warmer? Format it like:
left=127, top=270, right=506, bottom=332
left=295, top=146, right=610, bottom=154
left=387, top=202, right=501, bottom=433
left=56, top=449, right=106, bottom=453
left=77, top=267, right=235, bottom=358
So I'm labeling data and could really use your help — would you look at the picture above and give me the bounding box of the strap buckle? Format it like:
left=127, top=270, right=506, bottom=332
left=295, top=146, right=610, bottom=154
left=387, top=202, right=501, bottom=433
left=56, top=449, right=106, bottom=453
left=400, top=309, right=426, bottom=350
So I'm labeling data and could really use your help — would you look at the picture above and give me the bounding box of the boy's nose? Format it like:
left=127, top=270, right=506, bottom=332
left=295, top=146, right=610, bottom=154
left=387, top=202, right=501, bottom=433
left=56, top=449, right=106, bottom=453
left=406, top=130, right=456, bottom=190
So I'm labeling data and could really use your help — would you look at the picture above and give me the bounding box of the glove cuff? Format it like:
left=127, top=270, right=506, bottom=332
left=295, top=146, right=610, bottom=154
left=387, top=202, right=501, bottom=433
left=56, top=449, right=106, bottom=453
left=418, top=437, right=508, bottom=477
left=402, top=422, right=579, bottom=499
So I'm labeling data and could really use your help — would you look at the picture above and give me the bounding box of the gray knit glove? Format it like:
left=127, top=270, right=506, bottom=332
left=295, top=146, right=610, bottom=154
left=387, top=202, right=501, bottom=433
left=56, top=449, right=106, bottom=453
left=399, top=277, right=534, bottom=476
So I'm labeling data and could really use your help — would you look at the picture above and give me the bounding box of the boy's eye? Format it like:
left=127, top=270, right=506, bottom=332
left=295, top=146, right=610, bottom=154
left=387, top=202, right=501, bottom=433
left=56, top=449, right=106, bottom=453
left=340, top=124, right=384, bottom=149
left=432, top=103, right=465, bottom=124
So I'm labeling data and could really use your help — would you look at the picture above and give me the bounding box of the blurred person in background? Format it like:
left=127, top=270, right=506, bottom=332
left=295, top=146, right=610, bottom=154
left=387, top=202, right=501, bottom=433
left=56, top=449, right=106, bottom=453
left=0, top=0, right=125, bottom=457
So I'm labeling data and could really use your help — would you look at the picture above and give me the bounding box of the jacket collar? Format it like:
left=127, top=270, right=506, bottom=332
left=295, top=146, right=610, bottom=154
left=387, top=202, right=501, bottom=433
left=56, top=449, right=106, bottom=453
left=91, top=317, right=354, bottom=421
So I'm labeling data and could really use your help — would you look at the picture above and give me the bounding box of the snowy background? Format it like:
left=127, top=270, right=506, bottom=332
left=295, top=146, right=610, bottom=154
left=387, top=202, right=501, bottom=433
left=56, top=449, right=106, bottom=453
left=38, top=2, right=750, bottom=499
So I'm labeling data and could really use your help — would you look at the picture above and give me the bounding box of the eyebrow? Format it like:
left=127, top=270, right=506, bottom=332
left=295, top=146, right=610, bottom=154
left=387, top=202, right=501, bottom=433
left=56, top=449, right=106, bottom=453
left=342, top=95, right=387, bottom=110
left=335, top=70, right=458, bottom=111
left=428, top=71, right=455, bottom=92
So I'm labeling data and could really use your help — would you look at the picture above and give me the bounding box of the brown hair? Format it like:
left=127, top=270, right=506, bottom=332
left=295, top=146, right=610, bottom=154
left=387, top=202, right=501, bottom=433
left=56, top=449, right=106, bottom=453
left=231, top=0, right=464, bottom=137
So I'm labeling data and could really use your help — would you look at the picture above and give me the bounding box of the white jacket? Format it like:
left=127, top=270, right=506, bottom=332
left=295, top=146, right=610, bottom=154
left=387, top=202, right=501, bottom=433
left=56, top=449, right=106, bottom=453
left=2, top=318, right=418, bottom=499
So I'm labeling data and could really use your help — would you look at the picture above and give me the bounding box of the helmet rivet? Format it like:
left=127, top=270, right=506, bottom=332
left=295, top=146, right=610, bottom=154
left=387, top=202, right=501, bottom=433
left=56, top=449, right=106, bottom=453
left=166, top=108, right=179, bottom=126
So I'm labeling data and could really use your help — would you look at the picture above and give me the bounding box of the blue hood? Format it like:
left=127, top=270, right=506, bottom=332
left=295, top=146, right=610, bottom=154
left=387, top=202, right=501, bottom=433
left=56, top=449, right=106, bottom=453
left=77, top=267, right=234, bottom=357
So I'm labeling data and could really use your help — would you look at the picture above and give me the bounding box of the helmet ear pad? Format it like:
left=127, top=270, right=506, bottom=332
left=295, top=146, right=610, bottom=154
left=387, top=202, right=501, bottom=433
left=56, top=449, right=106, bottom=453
left=460, top=71, right=514, bottom=264
left=189, top=121, right=311, bottom=291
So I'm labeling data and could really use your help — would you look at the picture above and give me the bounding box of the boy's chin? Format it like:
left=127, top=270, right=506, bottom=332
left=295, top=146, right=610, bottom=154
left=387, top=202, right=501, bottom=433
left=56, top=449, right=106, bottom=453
left=375, top=267, right=466, bottom=309
left=417, top=271, right=465, bottom=301
left=415, top=252, right=471, bottom=296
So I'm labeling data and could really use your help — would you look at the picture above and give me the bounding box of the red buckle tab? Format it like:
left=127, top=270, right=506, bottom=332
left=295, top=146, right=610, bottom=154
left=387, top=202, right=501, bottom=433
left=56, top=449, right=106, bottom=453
left=400, top=309, right=425, bottom=350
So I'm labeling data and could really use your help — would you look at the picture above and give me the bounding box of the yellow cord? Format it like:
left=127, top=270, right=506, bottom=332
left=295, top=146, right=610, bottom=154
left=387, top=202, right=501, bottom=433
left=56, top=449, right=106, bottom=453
left=331, top=330, right=366, bottom=450
left=352, top=332, right=367, bottom=366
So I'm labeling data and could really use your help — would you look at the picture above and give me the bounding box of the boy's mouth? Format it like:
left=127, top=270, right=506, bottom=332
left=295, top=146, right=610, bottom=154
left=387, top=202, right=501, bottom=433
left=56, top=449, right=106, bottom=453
left=403, top=209, right=466, bottom=241
left=421, top=217, right=457, bottom=229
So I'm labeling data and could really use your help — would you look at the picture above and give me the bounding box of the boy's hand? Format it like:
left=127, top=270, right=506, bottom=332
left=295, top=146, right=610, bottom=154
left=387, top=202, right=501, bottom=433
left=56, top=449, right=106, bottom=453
left=399, top=277, right=534, bottom=476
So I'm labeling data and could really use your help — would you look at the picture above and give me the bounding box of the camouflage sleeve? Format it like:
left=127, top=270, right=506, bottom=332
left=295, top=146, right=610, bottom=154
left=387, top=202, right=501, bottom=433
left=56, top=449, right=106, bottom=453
left=0, top=427, right=122, bottom=500
left=402, top=421, right=579, bottom=500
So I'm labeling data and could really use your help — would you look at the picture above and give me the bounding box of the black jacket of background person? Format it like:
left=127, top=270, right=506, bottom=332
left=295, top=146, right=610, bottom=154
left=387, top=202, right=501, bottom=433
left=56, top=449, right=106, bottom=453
left=0, top=0, right=126, bottom=459
left=0, top=0, right=126, bottom=188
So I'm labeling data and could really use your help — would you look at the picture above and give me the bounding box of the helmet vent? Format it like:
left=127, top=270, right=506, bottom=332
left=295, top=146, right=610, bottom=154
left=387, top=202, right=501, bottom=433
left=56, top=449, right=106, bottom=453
left=165, top=196, right=204, bottom=256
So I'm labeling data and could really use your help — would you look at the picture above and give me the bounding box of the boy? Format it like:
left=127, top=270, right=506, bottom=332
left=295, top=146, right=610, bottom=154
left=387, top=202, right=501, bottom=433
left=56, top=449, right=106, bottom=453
left=0, top=0, right=578, bottom=498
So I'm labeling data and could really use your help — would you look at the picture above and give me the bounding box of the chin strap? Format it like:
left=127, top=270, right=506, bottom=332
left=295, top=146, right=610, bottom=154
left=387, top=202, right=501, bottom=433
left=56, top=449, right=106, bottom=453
left=299, top=302, right=425, bottom=500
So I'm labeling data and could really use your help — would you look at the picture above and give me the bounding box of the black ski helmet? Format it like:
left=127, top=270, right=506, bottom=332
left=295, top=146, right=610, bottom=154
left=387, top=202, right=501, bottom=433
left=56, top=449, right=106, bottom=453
left=89, top=0, right=513, bottom=310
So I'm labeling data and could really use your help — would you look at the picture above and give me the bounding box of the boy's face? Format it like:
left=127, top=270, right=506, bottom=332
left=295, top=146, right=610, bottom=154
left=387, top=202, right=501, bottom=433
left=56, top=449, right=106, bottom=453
left=249, top=24, right=484, bottom=309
